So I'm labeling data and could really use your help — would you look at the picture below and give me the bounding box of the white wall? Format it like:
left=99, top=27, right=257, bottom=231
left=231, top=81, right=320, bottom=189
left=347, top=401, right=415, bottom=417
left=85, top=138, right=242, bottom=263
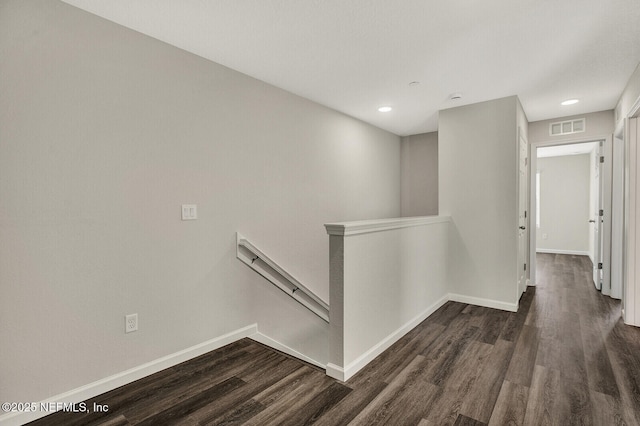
left=0, top=0, right=400, bottom=405
left=325, top=217, right=450, bottom=381
left=536, top=154, right=591, bottom=255
left=617, top=63, right=640, bottom=326
left=615, top=63, right=640, bottom=128
left=400, top=132, right=438, bottom=216
left=439, top=96, right=522, bottom=311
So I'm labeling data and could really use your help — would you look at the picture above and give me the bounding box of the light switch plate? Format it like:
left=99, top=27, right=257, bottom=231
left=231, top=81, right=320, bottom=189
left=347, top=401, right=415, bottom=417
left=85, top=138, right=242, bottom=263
left=182, top=204, right=197, bottom=220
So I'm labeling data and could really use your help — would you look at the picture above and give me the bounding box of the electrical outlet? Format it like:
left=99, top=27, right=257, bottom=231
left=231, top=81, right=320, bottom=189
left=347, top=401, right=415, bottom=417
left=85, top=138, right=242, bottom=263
left=125, top=313, right=138, bottom=333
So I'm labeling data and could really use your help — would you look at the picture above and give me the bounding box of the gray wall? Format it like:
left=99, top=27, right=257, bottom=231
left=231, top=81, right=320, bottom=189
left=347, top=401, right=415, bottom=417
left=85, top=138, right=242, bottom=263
left=616, top=63, right=640, bottom=126
left=616, top=62, right=640, bottom=325
left=536, top=154, right=591, bottom=254
left=439, top=96, right=524, bottom=309
left=529, top=110, right=614, bottom=144
left=0, top=0, right=400, bottom=403
left=400, top=132, right=438, bottom=216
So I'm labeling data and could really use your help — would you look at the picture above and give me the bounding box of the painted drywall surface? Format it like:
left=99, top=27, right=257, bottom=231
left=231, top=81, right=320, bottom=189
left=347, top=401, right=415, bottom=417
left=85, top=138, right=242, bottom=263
left=0, top=0, right=400, bottom=403
left=536, top=155, right=591, bottom=254
left=328, top=235, right=345, bottom=370
left=616, top=63, right=640, bottom=124
left=339, top=221, right=449, bottom=367
left=439, top=96, right=519, bottom=306
left=528, top=110, right=614, bottom=144
left=400, top=132, right=438, bottom=216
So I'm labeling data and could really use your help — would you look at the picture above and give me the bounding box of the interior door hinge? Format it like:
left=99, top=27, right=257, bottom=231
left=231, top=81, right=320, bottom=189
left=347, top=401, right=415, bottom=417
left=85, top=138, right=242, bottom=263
left=524, top=263, right=527, bottom=271
left=599, top=209, right=604, bottom=217
left=598, top=262, right=603, bottom=270
left=600, top=156, right=605, bottom=163
left=524, top=210, right=527, bottom=219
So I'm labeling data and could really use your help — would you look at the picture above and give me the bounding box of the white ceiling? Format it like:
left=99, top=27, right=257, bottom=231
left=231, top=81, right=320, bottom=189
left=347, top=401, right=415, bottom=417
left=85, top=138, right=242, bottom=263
left=61, top=0, right=640, bottom=136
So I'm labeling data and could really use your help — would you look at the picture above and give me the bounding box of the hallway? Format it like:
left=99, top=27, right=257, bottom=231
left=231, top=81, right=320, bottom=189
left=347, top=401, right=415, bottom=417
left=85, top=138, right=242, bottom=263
left=27, top=254, right=640, bottom=425
left=517, top=253, right=640, bottom=425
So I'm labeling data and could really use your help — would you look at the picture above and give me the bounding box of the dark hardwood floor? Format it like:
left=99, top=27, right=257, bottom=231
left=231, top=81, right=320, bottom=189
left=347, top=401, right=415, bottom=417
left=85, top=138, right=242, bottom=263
left=28, top=254, right=640, bottom=425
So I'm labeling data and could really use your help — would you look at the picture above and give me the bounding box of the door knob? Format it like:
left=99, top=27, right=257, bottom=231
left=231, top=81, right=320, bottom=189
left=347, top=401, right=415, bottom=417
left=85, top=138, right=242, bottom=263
left=519, top=226, right=526, bottom=230
left=589, top=220, right=596, bottom=223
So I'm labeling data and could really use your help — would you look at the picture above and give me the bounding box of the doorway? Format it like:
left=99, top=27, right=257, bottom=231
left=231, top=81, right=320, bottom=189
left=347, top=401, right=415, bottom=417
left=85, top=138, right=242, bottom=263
left=536, top=142, right=599, bottom=284
left=529, top=136, right=622, bottom=300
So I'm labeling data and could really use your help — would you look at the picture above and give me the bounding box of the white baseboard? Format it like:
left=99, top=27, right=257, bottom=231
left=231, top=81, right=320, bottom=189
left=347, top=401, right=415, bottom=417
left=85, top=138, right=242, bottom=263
left=0, top=324, right=257, bottom=426
left=536, top=249, right=590, bottom=256
left=0, top=288, right=535, bottom=425
left=250, top=332, right=326, bottom=369
left=448, top=293, right=518, bottom=313
left=325, top=363, right=346, bottom=381
left=326, top=294, right=449, bottom=382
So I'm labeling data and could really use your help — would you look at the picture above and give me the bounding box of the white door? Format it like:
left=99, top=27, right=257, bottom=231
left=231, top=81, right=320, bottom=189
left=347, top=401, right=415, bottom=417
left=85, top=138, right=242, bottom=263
left=518, top=132, right=528, bottom=296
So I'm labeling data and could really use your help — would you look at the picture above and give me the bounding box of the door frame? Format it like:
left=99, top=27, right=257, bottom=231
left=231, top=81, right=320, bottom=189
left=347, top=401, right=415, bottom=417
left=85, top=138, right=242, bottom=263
left=623, top=96, right=640, bottom=325
left=611, top=124, right=625, bottom=299
left=518, top=127, right=529, bottom=298
left=528, top=134, right=613, bottom=290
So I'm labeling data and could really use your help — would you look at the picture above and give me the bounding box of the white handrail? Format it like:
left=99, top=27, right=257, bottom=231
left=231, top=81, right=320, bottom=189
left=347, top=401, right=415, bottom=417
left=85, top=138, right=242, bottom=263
left=236, top=233, right=329, bottom=322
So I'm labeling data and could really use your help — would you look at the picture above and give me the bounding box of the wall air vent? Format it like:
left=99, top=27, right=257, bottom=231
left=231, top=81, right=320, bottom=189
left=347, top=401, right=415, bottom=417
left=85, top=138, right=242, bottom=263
left=550, top=118, right=585, bottom=136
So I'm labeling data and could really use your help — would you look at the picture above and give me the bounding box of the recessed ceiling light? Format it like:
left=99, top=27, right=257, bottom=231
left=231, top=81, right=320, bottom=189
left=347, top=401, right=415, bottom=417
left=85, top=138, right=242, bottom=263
left=378, top=106, right=392, bottom=112
left=561, top=99, right=579, bottom=106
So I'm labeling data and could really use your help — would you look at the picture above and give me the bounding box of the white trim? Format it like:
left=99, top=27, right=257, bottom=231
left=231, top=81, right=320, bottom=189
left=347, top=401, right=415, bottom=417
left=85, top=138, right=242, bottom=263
left=448, top=293, right=518, bottom=313
left=629, top=94, right=640, bottom=119
left=325, top=363, right=346, bottom=381
left=625, top=116, right=639, bottom=326
left=531, top=134, right=611, bottom=149
left=0, top=325, right=257, bottom=426
left=324, top=215, right=451, bottom=236
left=326, top=294, right=449, bottom=382
left=535, top=249, right=591, bottom=256
left=250, top=332, right=326, bottom=369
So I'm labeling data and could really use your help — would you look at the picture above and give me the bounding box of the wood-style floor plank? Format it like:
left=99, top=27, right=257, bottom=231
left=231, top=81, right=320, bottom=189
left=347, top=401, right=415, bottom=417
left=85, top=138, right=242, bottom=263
left=504, top=324, right=540, bottom=387
left=523, top=364, right=560, bottom=426
left=590, top=390, right=635, bottom=426
left=556, top=376, right=593, bottom=425
left=454, top=414, right=488, bottom=426
left=458, top=338, right=515, bottom=423
left=29, top=254, right=640, bottom=426
left=487, top=380, right=528, bottom=426
left=192, top=355, right=304, bottom=424
left=312, top=379, right=387, bottom=426
left=349, top=355, right=439, bottom=426
left=580, top=316, right=620, bottom=398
